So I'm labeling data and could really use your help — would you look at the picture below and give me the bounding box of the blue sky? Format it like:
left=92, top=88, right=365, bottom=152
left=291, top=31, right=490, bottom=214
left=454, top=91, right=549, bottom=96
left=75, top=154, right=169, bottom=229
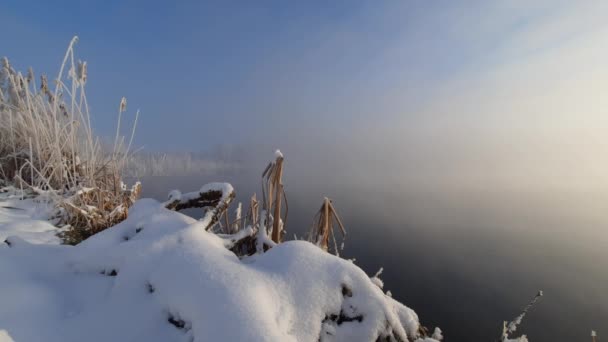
left=0, top=1, right=538, bottom=146
left=3, top=1, right=608, bottom=189
left=4, top=1, right=411, bottom=149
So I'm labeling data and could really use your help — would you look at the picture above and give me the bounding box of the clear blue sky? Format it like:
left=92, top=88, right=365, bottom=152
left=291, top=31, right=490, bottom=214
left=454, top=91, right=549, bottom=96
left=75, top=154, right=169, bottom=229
left=0, top=1, right=530, bottom=148
left=3, top=1, right=608, bottom=190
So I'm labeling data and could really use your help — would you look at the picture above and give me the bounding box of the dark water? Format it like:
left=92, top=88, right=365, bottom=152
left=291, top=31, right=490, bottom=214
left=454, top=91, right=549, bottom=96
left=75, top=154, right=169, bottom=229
left=133, top=170, right=608, bottom=342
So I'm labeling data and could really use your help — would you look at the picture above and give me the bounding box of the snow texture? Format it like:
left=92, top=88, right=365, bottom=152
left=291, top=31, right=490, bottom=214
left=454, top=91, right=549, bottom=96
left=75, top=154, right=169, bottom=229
left=0, top=198, right=58, bottom=244
left=0, top=197, right=439, bottom=342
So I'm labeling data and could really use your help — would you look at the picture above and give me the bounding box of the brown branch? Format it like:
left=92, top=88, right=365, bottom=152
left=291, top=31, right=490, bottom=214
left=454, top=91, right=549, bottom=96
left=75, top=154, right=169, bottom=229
left=165, top=189, right=226, bottom=211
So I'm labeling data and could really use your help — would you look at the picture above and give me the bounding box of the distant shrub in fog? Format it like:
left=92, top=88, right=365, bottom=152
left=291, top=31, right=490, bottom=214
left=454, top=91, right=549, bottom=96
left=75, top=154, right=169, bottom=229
left=125, top=151, right=241, bottom=177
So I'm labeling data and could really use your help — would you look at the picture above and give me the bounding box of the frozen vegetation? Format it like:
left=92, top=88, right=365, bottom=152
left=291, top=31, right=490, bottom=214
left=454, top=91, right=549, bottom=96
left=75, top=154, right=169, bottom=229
left=0, top=37, right=140, bottom=244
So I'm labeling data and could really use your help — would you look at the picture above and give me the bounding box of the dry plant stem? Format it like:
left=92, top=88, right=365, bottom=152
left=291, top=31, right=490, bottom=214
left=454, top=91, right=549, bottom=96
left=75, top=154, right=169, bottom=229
left=259, top=154, right=287, bottom=244
left=249, top=193, right=258, bottom=228
left=327, top=200, right=346, bottom=235
left=224, top=209, right=230, bottom=234
left=309, top=197, right=346, bottom=253
left=262, top=162, right=274, bottom=226
left=271, top=156, right=284, bottom=243
left=322, top=198, right=330, bottom=248
left=499, top=290, right=543, bottom=342
left=233, top=202, right=242, bottom=232
left=164, top=190, right=226, bottom=211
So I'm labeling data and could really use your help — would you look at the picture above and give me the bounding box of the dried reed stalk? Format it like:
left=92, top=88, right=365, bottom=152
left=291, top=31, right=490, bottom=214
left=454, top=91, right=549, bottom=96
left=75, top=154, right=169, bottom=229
left=309, top=197, right=346, bottom=253
left=244, top=193, right=259, bottom=229
left=227, top=194, right=260, bottom=257
left=271, top=155, right=284, bottom=242
left=261, top=152, right=287, bottom=243
left=499, top=290, right=543, bottom=342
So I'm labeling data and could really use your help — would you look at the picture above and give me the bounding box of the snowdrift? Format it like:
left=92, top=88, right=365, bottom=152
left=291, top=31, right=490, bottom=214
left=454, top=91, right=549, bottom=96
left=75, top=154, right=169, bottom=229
left=0, top=198, right=440, bottom=342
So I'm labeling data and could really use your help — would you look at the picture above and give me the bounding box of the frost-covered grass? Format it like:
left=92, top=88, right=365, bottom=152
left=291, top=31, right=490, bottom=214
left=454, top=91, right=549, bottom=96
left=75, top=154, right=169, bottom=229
left=0, top=197, right=442, bottom=342
left=0, top=37, right=139, bottom=242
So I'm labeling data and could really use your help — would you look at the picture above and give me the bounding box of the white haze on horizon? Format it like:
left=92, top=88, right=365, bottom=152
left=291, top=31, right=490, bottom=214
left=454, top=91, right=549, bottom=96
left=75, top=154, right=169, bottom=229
left=127, top=1, right=608, bottom=235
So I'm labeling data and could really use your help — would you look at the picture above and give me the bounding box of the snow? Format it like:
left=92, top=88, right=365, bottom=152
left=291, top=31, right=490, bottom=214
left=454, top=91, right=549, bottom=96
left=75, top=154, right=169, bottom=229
left=199, top=182, right=234, bottom=199
left=0, top=219, right=61, bottom=245
left=502, top=291, right=543, bottom=342
left=432, top=328, right=443, bottom=340
left=370, top=267, right=384, bottom=290
left=0, top=330, right=14, bottom=342
left=167, top=189, right=182, bottom=202
left=0, top=198, right=58, bottom=244
left=0, top=196, right=440, bottom=341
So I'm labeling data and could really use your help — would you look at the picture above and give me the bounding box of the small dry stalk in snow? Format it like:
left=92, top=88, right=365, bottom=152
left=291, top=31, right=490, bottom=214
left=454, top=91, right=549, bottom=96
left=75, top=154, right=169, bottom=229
left=309, top=197, right=346, bottom=254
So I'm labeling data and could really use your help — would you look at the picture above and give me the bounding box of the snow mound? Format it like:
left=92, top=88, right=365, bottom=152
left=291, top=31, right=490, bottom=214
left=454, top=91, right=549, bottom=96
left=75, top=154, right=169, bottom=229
left=0, top=198, right=439, bottom=342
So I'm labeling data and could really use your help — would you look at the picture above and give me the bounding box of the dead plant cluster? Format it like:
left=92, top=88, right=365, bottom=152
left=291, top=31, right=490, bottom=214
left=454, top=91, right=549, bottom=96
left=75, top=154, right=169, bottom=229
left=56, top=182, right=141, bottom=245
left=0, top=37, right=139, bottom=244
left=165, top=150, right=346, bottom=257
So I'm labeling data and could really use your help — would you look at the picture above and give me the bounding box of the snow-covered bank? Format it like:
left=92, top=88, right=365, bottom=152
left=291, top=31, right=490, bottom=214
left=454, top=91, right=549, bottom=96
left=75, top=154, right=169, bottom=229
left=0, top=197, right=441, bottom=342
